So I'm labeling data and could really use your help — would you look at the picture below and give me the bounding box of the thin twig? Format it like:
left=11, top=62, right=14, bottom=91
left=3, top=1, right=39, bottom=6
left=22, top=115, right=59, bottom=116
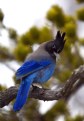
left=1, top=62, right=16, bottom=72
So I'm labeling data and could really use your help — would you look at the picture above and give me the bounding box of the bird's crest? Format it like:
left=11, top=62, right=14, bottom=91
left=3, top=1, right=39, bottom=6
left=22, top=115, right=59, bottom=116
left=54, top=31, right=66, bottom=53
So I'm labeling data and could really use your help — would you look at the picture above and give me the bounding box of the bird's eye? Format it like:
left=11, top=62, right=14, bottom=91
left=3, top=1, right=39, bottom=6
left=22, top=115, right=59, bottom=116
left=52, top=44, right=55, bottom=49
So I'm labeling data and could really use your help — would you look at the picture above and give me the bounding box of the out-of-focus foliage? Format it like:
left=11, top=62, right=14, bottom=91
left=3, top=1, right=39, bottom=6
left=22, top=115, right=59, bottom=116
left=0, top=109, right=20, bottom=121
left=20, top=99, right=41, bottom=121
left=39, top=26, right=53, bottom=43
left=0, top=46, right=10, bottom=60
left=14, top=43, right=32, bottom=62
left=46, top=5, right=65, bottom=28
left=65, top=15, right=76, bottom=24
left=16, top=26, right=52, bottom=62
left=64, top=22, right=77, bottom=42
left=0, top=85, right=6, bottom=91
left=28, top=26, right=40, bottom=44
left=19, top=26, right=52, bottom=46
left=0, top=0, right=84, bottom=121
left=0, top=9, right=4, bottom=22
left=76, top=0, right=84, bottom=3
left=76, top=8, right=84, bottom=21
left=79, top=38, right=84, bottom=45
left=43, top=100, right=68, bottom=121
left=8, top=28, right=18, bottom=41
left=65, top=115, right=84, bottom=121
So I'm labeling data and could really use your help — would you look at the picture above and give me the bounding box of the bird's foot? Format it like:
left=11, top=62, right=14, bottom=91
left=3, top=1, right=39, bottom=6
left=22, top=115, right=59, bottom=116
left=32, top=83, right=45, bottom=95
left=32, top=83, right=42, bottom=88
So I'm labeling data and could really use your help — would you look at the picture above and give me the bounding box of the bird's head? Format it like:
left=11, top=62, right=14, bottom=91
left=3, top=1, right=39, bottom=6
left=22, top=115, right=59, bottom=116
left=46, top=31, right=66, bottom=56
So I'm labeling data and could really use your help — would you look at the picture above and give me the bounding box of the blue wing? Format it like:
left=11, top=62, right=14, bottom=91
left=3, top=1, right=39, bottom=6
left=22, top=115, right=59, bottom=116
left=16, top=60, right=51, bottom=80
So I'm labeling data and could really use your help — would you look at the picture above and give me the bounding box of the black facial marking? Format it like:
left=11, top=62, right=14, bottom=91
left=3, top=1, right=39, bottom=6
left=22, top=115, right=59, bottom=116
left=45, top=31, right=66, bottom=57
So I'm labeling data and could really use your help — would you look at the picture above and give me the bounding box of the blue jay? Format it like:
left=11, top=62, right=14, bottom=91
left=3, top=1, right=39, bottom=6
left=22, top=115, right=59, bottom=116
left=13, top=31, right=66, bottom=111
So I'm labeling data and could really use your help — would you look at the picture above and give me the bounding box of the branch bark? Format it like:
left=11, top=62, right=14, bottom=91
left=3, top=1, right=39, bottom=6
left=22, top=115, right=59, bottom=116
left=0, top=65, right=84, bottom=108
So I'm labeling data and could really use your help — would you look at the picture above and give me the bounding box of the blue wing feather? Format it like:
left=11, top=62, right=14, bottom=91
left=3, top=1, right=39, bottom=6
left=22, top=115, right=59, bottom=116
left=16, top=60, right=51, bottom=80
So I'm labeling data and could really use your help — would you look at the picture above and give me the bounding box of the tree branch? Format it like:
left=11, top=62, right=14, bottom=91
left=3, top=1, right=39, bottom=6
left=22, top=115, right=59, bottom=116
left=0, top=65, right=84, bottom=108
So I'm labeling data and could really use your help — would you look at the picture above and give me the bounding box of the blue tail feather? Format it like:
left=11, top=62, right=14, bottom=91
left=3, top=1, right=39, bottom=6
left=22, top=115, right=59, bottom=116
left=13, top=76, right=34, bottom=111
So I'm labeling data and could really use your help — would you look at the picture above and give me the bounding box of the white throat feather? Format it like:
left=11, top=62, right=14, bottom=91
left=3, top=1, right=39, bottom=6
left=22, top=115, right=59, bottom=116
left=54, top=52, right=60, bottom=61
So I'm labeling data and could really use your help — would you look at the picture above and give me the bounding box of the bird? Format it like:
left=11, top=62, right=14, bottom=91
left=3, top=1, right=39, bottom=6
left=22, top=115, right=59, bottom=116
left=13, top=31, right=66, bottom=111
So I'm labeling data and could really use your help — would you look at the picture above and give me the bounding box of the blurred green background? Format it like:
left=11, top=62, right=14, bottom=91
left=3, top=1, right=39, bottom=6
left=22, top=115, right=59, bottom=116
left=0, top=0, right=84, bottom=121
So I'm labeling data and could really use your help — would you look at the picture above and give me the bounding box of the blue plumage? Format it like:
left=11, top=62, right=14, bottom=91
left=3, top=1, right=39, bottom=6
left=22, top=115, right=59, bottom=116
left=16, top=60, right=51, bottom=80
left=13, top=31, right=66, bottom=111
left=13, top=74, right=36, bottom=111
left=13, top=59, right=55, bottom=111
